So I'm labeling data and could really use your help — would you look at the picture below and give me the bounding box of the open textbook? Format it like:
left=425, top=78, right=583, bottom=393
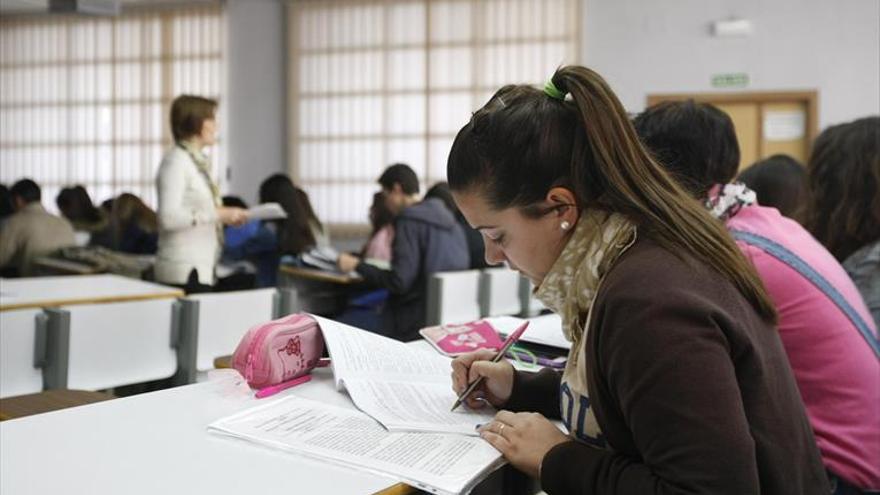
left=208, top=396, right=504, bottom=495
left=313, top=316, right=497, bottom=436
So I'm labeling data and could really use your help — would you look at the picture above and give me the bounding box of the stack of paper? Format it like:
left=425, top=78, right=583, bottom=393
left=301, top=246, right=342, bottom=272
left=208, top=396, right=503, bottom=495
left=246, top=202, right=287, bottom=220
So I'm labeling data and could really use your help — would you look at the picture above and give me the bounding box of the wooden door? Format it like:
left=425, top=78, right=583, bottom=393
left=646, top=91, right=818, bottom=172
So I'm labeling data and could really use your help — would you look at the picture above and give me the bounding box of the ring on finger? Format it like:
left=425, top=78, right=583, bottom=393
left=498, top=423, right=505, bottom=436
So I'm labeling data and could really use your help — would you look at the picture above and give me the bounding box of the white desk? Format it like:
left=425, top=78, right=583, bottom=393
left=0, top=368, right=400, bottom=495
left=0, top=274, right=183, bottom=311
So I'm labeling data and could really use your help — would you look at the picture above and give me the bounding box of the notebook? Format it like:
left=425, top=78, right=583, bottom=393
left=208, top=395, right=504, bottom=495
left=419, top=320, right=506, bottom=357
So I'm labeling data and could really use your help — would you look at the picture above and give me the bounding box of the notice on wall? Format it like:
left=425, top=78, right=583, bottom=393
left=711, top=72, right=749, bottom=88
left=763, top=110, right=805, bottom=141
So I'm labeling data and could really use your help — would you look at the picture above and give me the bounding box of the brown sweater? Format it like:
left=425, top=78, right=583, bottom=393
left=506, top=237, right=829, bottom=494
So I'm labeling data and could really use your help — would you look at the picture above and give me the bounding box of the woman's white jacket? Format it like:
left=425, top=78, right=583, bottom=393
left=154, top=146, right=219, bottom=285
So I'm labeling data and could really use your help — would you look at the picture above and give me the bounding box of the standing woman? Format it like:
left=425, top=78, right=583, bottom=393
left=155, top=95, right=246, bottom=292
left=448, top=66, right=828, bottom=494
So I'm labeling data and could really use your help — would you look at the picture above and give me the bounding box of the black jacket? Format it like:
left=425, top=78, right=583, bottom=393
left=506, top=237, right=829, bottom=495
left=356, top=198, right=470, bottom=341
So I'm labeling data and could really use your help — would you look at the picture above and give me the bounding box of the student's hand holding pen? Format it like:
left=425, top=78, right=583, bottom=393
left=450, top=349, right=515, bottom=409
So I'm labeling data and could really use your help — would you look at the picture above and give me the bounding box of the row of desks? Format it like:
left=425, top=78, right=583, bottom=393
left=0, top=274, right=183, bottom=312
left=0, top=266, right=355, bottom=312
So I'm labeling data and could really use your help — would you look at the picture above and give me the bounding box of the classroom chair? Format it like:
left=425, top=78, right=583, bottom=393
left=425, top=270, right=482, bottom=326
left=0, top=308, right=114, bottom=420
left=0, top=309, right=46, bottom=399
left=173, top=288, right=298, bottom=384
left=39, top=299, right=178, bottom=391
left=479, top=267, right=523, bottom=318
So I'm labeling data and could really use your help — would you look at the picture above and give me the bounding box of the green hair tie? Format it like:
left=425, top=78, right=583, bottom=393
left=544, top=79, right=566, bottom=100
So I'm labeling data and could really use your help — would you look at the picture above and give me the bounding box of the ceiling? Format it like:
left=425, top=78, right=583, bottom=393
left=0, top=0, right=218, bottom=15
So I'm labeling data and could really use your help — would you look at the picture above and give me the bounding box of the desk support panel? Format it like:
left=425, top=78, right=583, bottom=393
left=39, top=309, right=70, bottom=390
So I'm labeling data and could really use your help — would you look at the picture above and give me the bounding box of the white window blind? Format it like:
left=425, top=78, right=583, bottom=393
left=0, top=6, right=225, bottom=209
left=287, top=0, right=579, bottom=227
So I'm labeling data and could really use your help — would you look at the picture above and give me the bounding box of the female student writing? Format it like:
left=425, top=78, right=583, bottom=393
left=448, top=66, right=829, bottom=494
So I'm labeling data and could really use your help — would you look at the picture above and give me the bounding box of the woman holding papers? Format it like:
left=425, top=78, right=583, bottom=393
left=155, top=95, right=247, bottom=292
left=447, top=66, right=829, bottom=494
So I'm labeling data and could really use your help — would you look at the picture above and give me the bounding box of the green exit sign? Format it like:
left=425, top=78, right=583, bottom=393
left=711, top=73, right=750, bottom=88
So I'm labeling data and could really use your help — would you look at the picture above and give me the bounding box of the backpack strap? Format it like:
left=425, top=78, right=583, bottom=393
left=731, top=229, right=880, bottom=360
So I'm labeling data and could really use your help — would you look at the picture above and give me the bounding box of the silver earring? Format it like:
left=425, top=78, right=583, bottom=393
left=560, top=221, right=571, bottom=231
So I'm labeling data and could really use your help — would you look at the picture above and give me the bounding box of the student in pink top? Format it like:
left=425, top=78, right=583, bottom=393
left=362, top=191, right=394, bottom=262
left=635, top=101, right=880, bottom=495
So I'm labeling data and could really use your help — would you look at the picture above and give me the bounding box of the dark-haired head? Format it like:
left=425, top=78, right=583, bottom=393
left=447, top=65, right=775, bottom=322
left=0, top=184, right=15, bottom=219
left=110, top=193, right=158, bottom=248
left=633, top=100, right=740, bottom=199
left=259, top=174, right=319, bottom=255
left=379, top=163, right=419, bottom=195
left=378, top=163, right=420, bottom=215
left=804, top=116, right=880, bottom=261
left=425, top=182, right=460, bottom=217
left=368, top=191, right=395, bottom=234
left=737, top=154, right=806, bottom=220
left=56, top=185, right=102, bottom=225
left=10, top=178, right=41, bottom=208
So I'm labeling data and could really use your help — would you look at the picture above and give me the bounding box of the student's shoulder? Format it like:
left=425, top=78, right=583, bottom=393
left=600, top=235, right=731, bottom=307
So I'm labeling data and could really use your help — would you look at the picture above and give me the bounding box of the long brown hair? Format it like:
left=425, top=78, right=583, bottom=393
left=259, top=174, right=321, bottom=255
left=804, top=116, right=880, bottom=261
left=447, top=65, right=776, bottom=323
left=110, top=193, right=158, bottom=249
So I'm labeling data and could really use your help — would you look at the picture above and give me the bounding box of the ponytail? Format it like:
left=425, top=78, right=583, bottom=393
left=449, top=65, right=777, bottom=323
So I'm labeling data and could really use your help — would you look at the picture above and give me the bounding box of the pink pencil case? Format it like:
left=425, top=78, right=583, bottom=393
left=232, top=313, right=324, bottom=389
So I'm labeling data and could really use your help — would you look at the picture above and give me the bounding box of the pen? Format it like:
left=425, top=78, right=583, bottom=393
left=450, top=321, right=530, bottom=412
left=254, top=374, right=312, bottom=399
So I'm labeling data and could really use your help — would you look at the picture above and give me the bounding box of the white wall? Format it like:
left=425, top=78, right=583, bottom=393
left=225, top=0, right=287, bottom=204
left=581, top=0, right=880, bottom=129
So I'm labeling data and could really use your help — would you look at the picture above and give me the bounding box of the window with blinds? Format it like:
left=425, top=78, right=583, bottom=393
left=287, top=0, right=579, bottom=228
left=0, top=6, right=225, bottom=210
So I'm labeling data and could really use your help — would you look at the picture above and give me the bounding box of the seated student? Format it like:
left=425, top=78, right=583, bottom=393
left=634, top=100, right=879, bottom=494
left=259, top=174, right=329, bottom=260
left=737, top=154, right=807, bottom=220
left=104, top=193, right=159, bottom=255
left=449, top=66, right=827, bottom=495
left=56, top=185, right=110, bottom=244
left=362, top=191, right=395, bottom=262
left=425, top=182, right=489, bottom=269
left=337, top=163, right=470, bottom=341
left=0, top=178, right=76, bottom=276
left=805, top=116, right=880, bottom=328
left=220, top=195, right=278, bottom=287
left=0, top=183, right=14, bottom=226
